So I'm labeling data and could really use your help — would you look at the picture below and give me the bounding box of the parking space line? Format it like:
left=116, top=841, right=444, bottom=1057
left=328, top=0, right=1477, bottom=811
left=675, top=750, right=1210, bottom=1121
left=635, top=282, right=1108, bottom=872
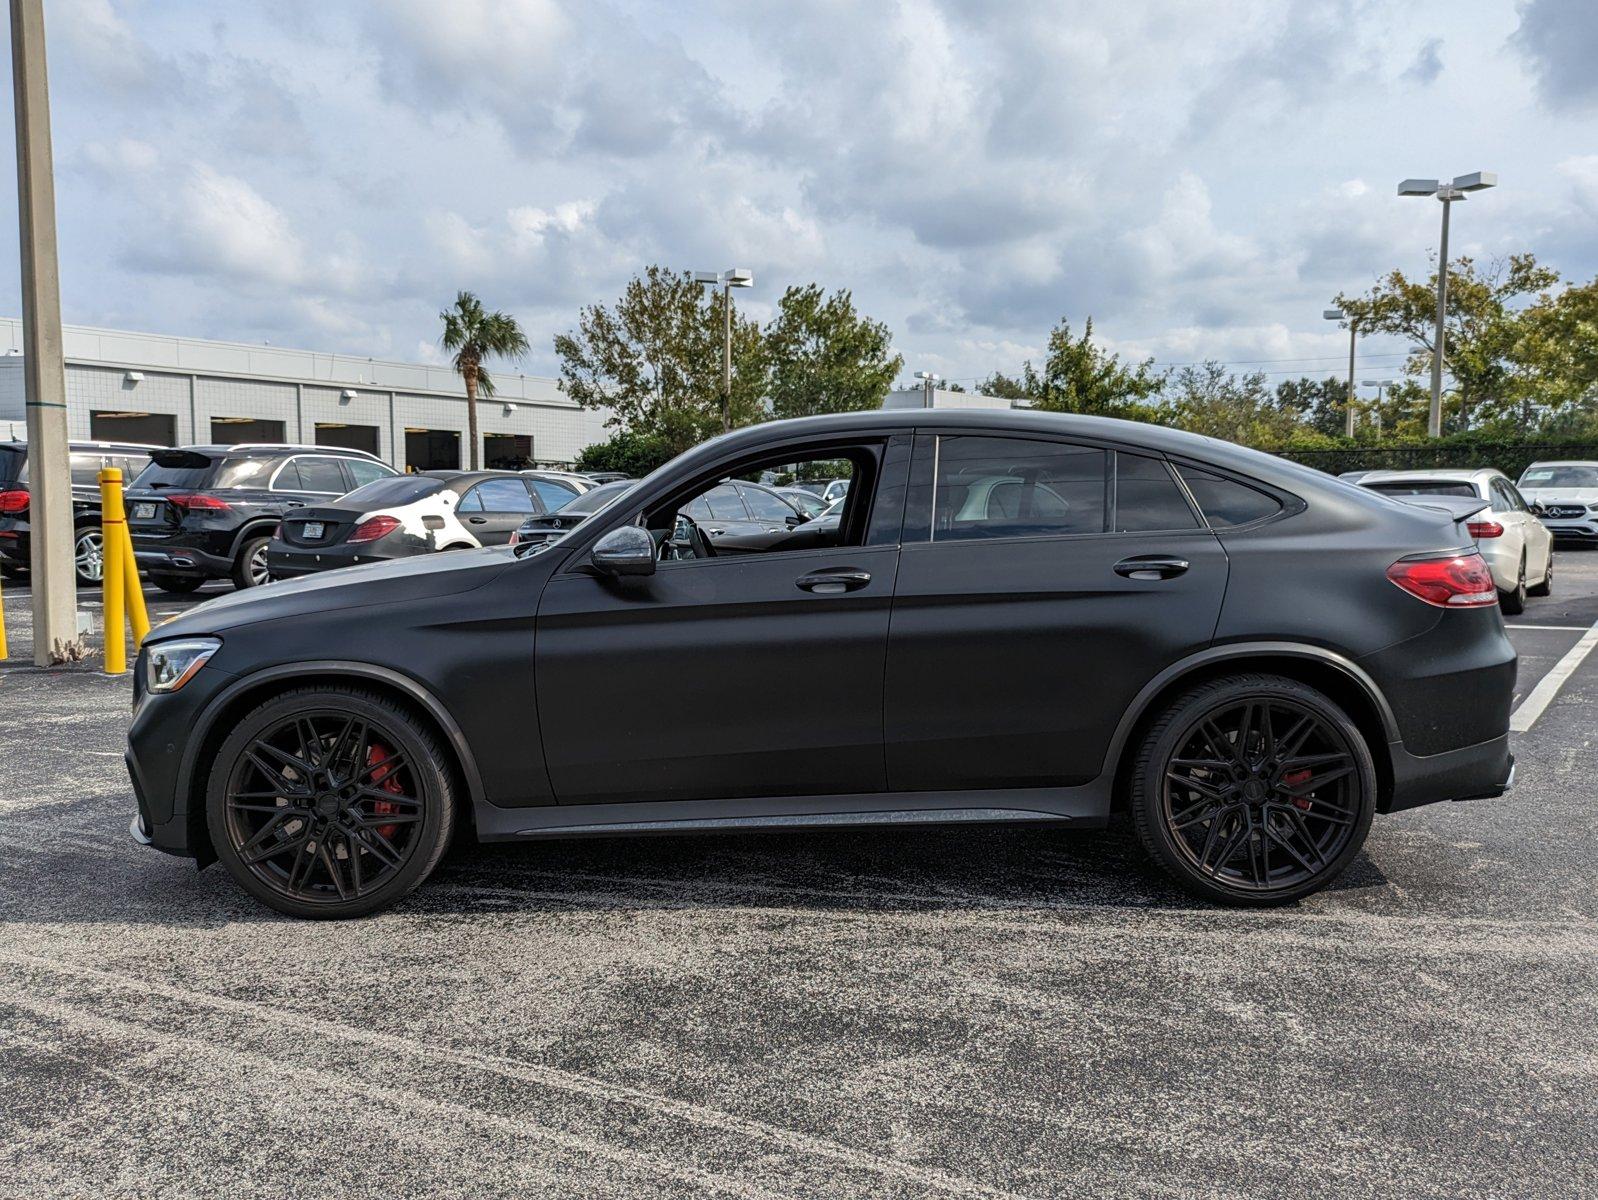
left=1505, top=624, right=1591, bottom=632
left=1510, top=617, right=1598, bottom=733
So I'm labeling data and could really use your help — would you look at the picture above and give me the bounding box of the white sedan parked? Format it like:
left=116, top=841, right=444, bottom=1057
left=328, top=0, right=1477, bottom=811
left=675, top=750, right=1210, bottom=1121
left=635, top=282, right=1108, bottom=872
left=1358, top=468, right=1553, bottom=614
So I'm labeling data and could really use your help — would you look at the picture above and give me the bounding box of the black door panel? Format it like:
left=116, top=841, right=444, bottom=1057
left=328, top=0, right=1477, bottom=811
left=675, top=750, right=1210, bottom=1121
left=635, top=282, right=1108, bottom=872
left=537, top=546, right=899, bottom=804
left=885, top=530, right=1228, bottom=790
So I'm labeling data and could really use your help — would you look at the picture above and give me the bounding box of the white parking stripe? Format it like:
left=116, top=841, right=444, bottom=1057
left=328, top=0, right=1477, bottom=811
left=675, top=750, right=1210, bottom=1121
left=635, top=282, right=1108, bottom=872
left=1505, top=624, right=1591, bottom=632
left=1509, top=617, right=1598, bottom=732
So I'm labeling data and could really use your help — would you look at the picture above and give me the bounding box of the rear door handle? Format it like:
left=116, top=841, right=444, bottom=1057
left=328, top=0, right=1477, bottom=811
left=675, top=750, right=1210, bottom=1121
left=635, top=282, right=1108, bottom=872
left=467, top=516, right=488, bottom=525
left=1113, top=555, right=1190, bottom=580
left=796, top=568, right=872, bottom=594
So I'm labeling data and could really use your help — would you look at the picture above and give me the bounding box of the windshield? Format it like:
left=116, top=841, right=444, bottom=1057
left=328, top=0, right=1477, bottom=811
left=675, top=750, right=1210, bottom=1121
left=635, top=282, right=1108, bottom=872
left=1519, top=465, right=1598, bottom=489
left=130, top=455, right=279, bottom=490
left=513, top=479, right=639, bottom=555
left=1362, top=480, right=1479, bottom=498
left=339, top=475, right=445, bottom=507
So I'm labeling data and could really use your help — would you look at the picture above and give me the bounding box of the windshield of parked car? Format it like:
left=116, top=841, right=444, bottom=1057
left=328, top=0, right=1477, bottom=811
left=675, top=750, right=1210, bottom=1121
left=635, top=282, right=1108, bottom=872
left=1519, top=465, right=1598, bottom=489
left=129, top=455, right=280, bottom=490
left=338, top=475, right=445, bottom=507
left=1362, top=480, right=1480, bottom=498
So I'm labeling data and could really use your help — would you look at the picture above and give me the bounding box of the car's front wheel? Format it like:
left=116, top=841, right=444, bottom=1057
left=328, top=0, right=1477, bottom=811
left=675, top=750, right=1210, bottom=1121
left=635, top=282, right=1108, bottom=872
left=206, top=687, right=456, bottom=918
left=1130, top=674, right=1376, bottom=906
left=232, top=535, right=273, bottom=589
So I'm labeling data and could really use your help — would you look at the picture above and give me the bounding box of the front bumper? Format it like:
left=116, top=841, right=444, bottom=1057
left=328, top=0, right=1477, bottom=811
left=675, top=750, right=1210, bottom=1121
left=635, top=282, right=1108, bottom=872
left=1541, top=520, right=1598, bottom=542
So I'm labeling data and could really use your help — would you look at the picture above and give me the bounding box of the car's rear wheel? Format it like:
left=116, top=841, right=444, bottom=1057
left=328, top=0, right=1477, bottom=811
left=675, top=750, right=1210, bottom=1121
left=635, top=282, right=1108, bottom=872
left=148, top=573, right=204, bottom=594
left=1499, top=554, right=1527, bottom=615
left=74, top=525, right=104, bottom=586
left=1131, top=674, right=1376, bottom=906
left=1528, top=550, right=1553, bottom=597
left=232, top=535, right=272, bottom=589
left=207, top=687, right=455, bottom=918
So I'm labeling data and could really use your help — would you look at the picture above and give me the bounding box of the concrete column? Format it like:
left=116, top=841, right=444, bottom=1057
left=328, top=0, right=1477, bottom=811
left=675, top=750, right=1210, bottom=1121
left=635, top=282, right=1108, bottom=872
left=10, top=0, right=82, bottom=664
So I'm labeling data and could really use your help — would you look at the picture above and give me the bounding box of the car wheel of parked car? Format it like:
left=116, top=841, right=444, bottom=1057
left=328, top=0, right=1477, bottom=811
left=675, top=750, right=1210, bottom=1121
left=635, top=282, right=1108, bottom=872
left=1130, top=674, right=1376, bottom=906
left=74, top=525, right=104, bottom=586
left=232, top=535, right=273, bottom=589
left=206, top=686, right=455, bottom=919
left=1528, top=552, right=1553, bottom=598
left=1499, top=555, right=1527, bottom=615
left=148, top=573, right=205, bottom=594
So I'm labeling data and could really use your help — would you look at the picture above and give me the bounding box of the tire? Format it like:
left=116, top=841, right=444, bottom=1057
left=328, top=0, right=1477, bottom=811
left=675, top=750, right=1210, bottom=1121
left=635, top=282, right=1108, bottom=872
left=231, top=534, right=272, bottom=589
left=148, top=573, right=205, bottom=595
left=74, top=525, right=105, bottom=587
left=1528, top=550, right=1553, bottom=598
left=1130, top=673, right=1377, bottom=906
left=206, top=686, right=456, bottom=919
left=1499, top=555, right=1526, bottom=615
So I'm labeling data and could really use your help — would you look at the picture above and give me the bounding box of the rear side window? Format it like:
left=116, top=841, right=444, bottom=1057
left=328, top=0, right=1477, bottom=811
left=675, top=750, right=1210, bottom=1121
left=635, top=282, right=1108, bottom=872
left=527, top=478, right=577, bottom=510
left=1114, top=453, right=1199, bottom=532
left=1175, top=465, right=1283, bottom=527
left=291, top=456, right=351, bottom=494
left=921, top=435, right=1108, bottom=541
left=741, top=485, right=796, bottom=521
left=346, top=459, right=392, bottom=489
left=703, top=484, right=747, bottom=520
left=461, top=478, right=537, bottom=513
left=0, top=446, right=24, bottom=483
left=69, top=453, right=105, bottom=485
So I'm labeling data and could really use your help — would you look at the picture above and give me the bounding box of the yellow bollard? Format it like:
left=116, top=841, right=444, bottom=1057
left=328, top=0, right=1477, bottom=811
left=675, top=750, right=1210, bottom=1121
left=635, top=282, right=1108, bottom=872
left=120, top=512, right=149, bottom=646
left=100, top=467, right=126, bottom=675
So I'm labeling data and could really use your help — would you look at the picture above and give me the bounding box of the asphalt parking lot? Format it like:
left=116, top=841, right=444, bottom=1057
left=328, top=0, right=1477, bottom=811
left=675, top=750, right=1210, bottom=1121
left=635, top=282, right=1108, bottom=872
left=2, top=559, right=1596, bottom=1199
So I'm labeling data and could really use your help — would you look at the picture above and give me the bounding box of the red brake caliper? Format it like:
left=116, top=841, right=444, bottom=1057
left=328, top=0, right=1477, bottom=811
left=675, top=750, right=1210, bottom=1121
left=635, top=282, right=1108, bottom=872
left=365, top=743, right=403, bottom=839
left=1282, top=768, right=1313, bottom=811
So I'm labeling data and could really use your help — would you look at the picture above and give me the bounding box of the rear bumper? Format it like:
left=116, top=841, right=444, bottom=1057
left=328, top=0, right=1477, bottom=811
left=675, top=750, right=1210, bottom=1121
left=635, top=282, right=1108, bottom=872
left=266, top=545, right=396, bottom=578
left=1386, top=733, right=1514, bottom=812
left=132, top=543, right=233, bottom=578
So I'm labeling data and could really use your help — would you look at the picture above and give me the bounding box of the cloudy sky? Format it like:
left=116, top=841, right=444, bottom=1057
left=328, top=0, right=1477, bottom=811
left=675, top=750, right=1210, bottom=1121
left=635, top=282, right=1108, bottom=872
left=1, top=0, right=1594, bottom=391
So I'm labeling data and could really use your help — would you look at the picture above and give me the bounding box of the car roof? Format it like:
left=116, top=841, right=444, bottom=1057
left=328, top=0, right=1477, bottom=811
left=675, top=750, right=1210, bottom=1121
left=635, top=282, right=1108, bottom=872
left=165, top=443, right=384, bottom=460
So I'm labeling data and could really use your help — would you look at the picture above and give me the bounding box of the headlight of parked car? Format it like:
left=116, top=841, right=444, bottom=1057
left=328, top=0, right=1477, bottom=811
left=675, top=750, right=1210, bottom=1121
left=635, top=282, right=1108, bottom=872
left=145, top=637, right=221, bottom=693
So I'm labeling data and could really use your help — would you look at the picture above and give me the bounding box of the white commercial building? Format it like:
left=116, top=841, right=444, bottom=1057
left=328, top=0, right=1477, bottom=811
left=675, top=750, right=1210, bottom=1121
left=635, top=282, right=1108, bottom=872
left=0, top=318, right=610, bottom=469
left=882, top=385, right=1020, bottom=411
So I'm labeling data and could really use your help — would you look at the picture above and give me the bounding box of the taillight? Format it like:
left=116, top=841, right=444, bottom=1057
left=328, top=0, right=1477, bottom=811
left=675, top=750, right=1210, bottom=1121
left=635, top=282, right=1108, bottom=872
left=1386, top=553, right=1498, bottom=608
left=1466, top=520, right=1504, bottom=538
left=348, top=515, right=400, bottom=543
left=0, top=487, right=28, bottom=514
left=167, top=492, right=231, bottom=513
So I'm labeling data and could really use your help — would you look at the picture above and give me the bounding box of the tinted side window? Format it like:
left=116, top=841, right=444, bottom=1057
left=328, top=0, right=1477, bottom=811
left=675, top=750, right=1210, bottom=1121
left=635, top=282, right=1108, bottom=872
left=528, top=479, right=577, bottom=509
left=741, top=485, right=795, bottom=521
left=1175, top=465, right=1283, bottom=527
left=682, top=495, right=712, bottom=521
left=70, top=454, right=104, bottom=485
left=346, top=459, right=391, bottom=489
left=294, top=457, right=350, bottom=493
left=922, top=436, right=1107, bottom=541
left=704, top=484, right=747, bottom=520
left=471, top=478, right=537, bottom=513
left=272, top=459, right=303, bottom=491
left=1115, top=453, right=1199, bottom=533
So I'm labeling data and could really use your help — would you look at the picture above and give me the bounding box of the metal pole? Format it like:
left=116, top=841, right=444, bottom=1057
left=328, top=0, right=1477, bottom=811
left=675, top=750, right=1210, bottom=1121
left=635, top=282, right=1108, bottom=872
left=1345, top=324, right=1357, bottom=438
left=1428, top=197, right=1451, bottom=438
left=10, top=0, right=81, bottom=664
left=721, top=281, right=732, bottom=434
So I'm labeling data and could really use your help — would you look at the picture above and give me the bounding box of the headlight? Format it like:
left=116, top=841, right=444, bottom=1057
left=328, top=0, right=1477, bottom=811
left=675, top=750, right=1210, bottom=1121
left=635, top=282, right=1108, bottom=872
left=145, top=637, right=221, bottom=693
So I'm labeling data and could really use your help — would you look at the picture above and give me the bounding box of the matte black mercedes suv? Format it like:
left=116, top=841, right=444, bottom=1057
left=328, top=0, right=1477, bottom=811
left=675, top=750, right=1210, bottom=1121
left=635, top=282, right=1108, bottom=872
left=126, top=444, right=396, bottom=592
left=126, top=411, right=1517, bottom=918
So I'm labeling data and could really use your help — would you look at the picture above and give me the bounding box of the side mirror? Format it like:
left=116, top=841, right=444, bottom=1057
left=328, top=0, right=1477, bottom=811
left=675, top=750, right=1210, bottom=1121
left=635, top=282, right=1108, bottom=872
left=785, top=513, right=805, bottom=528
left=591, top=525, right=656, bottom=577
left=1529, top=504, right=1545, bottom=517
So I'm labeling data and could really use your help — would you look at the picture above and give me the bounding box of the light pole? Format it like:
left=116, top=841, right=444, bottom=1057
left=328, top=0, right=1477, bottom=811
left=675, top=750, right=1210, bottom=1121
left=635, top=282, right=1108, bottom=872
left=1324, top=308, right=1357, bottom=437
left=1398, top=172, right=1497, bottom=437
left=914, top=370, right=940, bottom=408
left=1361, top=377, right=1399, bottom=433
left=694, top=268, right=753, bottom=433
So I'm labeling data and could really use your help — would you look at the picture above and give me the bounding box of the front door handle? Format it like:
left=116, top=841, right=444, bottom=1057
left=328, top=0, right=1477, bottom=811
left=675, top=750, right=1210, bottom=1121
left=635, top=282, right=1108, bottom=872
left=1114, top=555, right=1190, bottom=580
left=796, top=568, right=872, bottom=594
left=705, top=527, right=725, bottom=537
left=467, top=516, right=488, bottom=525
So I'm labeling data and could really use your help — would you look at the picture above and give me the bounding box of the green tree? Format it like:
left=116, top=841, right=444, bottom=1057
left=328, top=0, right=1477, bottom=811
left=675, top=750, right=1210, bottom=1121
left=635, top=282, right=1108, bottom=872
left=1274, top=375, right=1350, bottom=438
left=1165, top=362, right=1300, bottom=445
left=764, top=284, right=902, bottom=419
left=554, top=266, right=766, bottom=455
left=1334, top=254, right=1560, bottom=432
left=439, top=291, right=530, bottom=470
left=979, top=318, right=1163, bottom=418
left=572, top=429, right=678, bottom=477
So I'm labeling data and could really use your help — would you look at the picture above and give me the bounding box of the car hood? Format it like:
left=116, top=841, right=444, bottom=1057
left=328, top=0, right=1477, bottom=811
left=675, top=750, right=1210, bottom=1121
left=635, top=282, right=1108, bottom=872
left=1521, top=488, right=1598, bottom=505
left=150, top=546, right=515, bottom=637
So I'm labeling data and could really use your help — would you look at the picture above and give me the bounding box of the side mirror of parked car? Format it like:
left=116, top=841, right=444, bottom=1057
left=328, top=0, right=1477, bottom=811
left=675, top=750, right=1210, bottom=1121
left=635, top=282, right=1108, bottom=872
left=785, top=513, right=806, bottom=528
left=1529, top=503, right=1545, bottom=517
left=591, top=525, right=656, bottom=577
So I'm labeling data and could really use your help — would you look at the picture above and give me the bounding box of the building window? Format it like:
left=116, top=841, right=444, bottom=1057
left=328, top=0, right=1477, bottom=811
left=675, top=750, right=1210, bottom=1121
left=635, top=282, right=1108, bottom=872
left=90, top=410, right=176, bottom=446
left=484, top=432, right=533, bottom=469
left=211, top=417, right=286, bottom=445
left=315, top=423, right=380, bottom=456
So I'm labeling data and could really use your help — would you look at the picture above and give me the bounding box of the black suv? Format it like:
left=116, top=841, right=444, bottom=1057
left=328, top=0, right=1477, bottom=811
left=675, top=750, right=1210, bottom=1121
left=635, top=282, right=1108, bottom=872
left=0, top=439, right=163, bottom=586
left=126, top=444, right=396, bottom=592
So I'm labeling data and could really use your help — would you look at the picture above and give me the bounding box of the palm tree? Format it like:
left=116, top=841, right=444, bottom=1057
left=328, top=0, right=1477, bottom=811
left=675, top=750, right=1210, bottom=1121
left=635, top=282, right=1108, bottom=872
left=439, top=291, right=531, bottom=469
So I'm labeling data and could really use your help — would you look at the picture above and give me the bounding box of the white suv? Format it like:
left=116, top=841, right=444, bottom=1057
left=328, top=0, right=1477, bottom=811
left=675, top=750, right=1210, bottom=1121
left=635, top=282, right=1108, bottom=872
left=1517, top=461, right=1598, bottom=545
left=1358, top=468, right=1554, bottom=614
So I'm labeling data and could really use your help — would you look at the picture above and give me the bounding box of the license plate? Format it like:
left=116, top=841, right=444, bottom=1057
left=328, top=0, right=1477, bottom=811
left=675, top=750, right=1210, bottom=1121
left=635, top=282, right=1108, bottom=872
left=133, top=502, right=156, bottom=519
left=302, top=522, right=324, bottom=539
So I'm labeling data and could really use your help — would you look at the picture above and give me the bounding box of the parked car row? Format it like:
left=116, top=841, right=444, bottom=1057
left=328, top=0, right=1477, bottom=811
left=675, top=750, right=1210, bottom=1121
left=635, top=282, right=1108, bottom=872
left=1335, top=459, right=1597, bottom=613
left=0, top=437, right=622, bottom=592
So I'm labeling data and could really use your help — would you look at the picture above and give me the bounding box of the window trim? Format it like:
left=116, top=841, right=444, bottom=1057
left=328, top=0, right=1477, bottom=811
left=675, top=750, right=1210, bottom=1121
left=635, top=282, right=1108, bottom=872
left=1166, top=455, right=1304, bottom=532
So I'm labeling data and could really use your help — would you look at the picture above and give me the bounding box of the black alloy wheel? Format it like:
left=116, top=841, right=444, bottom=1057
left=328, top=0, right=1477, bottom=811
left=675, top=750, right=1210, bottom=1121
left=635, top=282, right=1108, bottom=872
left=207, top=688, right=454, bottom=918
left=1132, top=674, right=1375, bottom=905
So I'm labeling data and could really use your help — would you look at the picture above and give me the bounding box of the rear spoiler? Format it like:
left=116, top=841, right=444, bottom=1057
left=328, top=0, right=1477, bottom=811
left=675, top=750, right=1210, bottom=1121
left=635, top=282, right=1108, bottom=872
left=1387, top=494, right=1490, bottom=522
left=149, top=448, right=215, bottom=469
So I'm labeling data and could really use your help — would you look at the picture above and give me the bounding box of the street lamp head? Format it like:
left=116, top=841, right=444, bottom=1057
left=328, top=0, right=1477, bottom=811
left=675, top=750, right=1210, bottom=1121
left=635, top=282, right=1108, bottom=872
left=1323, top=308, right=1345, bottom=321
left=725, top=268, right=754, bottom=288
left=1361, top=379, right=1398, bottom=387
left=915, top=371, right=939, bottom=382
left=1452, top=171, right=1497, bottom=192
left=692, top=271, right=720, bottom=286
left=1398, top=178, right=1441, bottom=197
